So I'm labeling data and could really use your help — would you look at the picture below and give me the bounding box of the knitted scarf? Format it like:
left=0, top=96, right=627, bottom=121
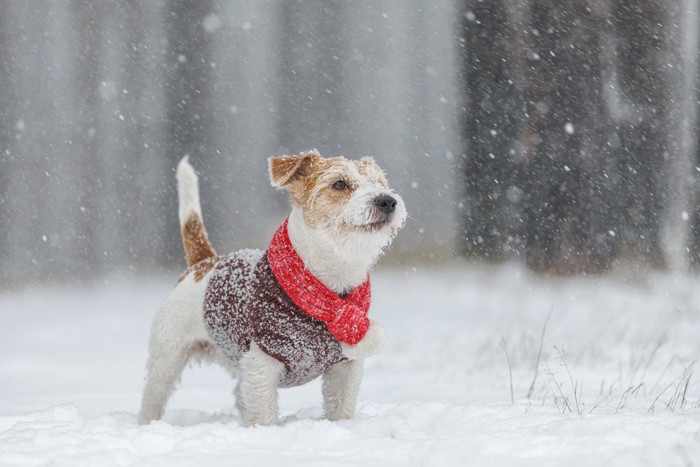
left=267, top=218, right=371, bottom=345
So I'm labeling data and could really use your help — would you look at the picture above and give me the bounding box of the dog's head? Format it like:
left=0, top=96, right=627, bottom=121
left=269, top=150, right=407, bottom=248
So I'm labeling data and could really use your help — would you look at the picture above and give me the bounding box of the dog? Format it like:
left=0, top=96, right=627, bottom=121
left=137, top=150, right=406, bottom=426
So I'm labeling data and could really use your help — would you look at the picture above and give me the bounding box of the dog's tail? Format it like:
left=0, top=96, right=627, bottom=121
left=176, top=157, right=216, bottom=267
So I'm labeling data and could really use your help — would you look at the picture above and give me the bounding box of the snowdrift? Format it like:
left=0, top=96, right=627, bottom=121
left=2, top=263, right=699, bottom=466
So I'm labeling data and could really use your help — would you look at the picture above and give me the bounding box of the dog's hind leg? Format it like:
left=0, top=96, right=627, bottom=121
left=322, top=359, right=364, bottom=421
left=137, top=337, right=192, bottom=425
left=236, top=342, right=285, bottom=426
left=137, top=273, right=211, bottom=425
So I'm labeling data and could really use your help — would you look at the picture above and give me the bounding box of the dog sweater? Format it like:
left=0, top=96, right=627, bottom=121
left=202, top=221, right=372, bottom=387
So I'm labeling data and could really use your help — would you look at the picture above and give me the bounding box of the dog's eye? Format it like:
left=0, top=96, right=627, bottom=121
left=332, top=180, right=348, bottom=191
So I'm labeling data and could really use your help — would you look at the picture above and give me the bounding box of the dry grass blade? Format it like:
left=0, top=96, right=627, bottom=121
left=554, top=346, right=581, bottom=416
left=544, top=359, right=572, bottom=414
left=666, top=361, right=695, bottom=412
left=526, top=307, right=552, bottom=399
left=501, top=337, right=514, bottom=404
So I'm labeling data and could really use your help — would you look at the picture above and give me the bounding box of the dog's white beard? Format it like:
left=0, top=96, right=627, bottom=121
left=341, top=185, right=406, bottom=238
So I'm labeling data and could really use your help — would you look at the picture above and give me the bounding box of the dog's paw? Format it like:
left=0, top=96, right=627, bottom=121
left=136, top=409, right=159, bottom=426
left=340, top=321, right=385, bottom=360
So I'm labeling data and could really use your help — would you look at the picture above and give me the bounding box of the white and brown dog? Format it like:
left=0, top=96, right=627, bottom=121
left=137, top=150, right=406, bottom=426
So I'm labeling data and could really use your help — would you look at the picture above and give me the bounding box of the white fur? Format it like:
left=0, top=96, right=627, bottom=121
left=288, top=207, right=378, bottom=293
left=138, top=269, right=217, bottom=425
left=236, top=342, right=286, bottom=426
left=323, top=359, right=364, bottom=421
left=139, top=154, right=404, bottom=426
left=176, top=156, right=202, bottom=226
left=340, top=321, right=385, bottom=360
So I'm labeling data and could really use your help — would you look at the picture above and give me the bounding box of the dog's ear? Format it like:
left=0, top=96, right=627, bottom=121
left=357, top=156, right=377, bottom=172
left=357, top=156, right=389, bottom=187
left=268, top=151, right=320, bottom=188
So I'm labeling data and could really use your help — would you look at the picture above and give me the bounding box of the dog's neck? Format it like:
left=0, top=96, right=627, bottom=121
left=286, top=207, right=383, bottom=294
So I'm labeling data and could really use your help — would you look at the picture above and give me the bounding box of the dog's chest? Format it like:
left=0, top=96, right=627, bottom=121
left=202, top=249, right=346, bottom=387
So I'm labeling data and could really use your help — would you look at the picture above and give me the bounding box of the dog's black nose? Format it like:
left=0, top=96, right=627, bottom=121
left=374, top=195, right=397, bottom=214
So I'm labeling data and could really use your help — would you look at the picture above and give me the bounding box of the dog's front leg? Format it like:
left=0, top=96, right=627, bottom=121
left=237, top=342, right=285, bottom=426
left=322, top=359, right=364, bottom=421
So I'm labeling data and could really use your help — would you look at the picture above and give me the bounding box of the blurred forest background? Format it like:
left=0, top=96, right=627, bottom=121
left=1, top=0, right=699, bottom=287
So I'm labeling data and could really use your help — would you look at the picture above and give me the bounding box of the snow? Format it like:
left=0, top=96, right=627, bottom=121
left=202, top=14, right=222, bottom=34
left=2, top=263, right=700, bottom=466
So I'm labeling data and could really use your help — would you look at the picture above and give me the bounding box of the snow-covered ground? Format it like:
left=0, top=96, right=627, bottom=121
left=2, top=261, right=700, bottom=466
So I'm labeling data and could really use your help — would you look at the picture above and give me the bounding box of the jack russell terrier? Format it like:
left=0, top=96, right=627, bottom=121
left=137, top=150, right=406, bottom=426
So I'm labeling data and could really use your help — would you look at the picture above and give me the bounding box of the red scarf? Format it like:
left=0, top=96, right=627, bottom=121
left=267, top=218, right=371, bottom=345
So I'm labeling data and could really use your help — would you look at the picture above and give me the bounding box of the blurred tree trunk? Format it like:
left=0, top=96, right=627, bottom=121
left=522, top=0, right=617, bottom=274
left=462, top=0, right=699, bottom=273
left=0, top=2, right=9, bottom=282
left=71, top=1, right=102, bottom=275
left=614, top=0, right=698, bottom=270
left=462, top=1, right=526, bottom=260
left=163, top=0, right=216, bottom=265
left=613, top=0, right=669, bottom=268
left=658, top=0, right=699, bottom=270
left=463, top=0, right=618, bottom=273
left=691, top=73, right=700, bottom=266
left=684, top=0, right=700, bottom=268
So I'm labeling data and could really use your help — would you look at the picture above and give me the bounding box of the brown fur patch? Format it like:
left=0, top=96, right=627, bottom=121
left=192, top=340, right=215, bottom=355
left=182, top=213, right=217, bottom=267
left=295, top=158, right=356, bottom=227
left=177, top=255, right=221, bottom=283
left=190, top=340, right=217, bottom=364
left=269, top=151, right=320, bottom=188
